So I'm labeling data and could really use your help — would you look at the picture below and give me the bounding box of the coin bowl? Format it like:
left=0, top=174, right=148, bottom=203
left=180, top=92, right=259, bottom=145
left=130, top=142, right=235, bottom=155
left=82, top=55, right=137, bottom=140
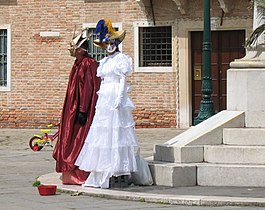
left=38, top=185, right=57, bottom=196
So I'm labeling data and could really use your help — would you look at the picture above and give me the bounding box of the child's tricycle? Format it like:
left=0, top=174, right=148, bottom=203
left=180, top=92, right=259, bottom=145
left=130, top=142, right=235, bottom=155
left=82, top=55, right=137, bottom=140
left=29, top=123, right=59, bottom=151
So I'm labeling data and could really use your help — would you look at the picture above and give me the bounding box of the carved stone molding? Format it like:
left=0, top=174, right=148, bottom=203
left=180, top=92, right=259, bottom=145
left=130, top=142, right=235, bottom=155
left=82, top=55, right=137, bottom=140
left=136, top=0, right=150, bottom=14
left=137, top=0, right=187, bottom=15
left=136, top=0, right=151, bottom=7
left=218, top=0, right=229, bottom=13
left=172, top=0, right=187, bottom=14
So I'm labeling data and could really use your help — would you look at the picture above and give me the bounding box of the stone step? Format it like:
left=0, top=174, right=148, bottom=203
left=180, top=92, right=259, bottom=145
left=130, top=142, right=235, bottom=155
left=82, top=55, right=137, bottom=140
left=149, top=161, right=265, bottom=187
left=204, top=145, right=265, bottom=164
left=154, top=145, right=204, bottom=163
left=223, top=128, right=265, bottom=145
left=154, top=111, right=245, bottom=163
left=148, top=161, right=197, bottom=187
left=197, top=163, right=265, bottom=187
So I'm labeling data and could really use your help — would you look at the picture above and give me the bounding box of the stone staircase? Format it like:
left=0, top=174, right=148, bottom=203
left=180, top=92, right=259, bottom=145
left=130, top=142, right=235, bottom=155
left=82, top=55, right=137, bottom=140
left=149, top=49, right=265, bottom=187
left=149, top=111, right=265, bottom=187
left=198, top=127, right=265, bottom=187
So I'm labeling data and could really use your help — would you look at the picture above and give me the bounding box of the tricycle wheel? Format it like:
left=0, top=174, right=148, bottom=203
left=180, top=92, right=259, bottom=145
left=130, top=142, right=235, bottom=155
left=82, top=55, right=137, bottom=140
left=29, top=136, right=43, bottom=151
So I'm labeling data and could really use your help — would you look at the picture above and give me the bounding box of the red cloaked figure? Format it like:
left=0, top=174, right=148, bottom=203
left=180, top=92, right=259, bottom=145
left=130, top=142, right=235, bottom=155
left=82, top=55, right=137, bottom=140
left=53, top=30, right=101, bottom=184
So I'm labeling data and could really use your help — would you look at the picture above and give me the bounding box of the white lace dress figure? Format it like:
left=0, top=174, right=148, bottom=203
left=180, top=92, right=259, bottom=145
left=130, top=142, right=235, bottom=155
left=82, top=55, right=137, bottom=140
left=75, top=51, right=139, bottom=188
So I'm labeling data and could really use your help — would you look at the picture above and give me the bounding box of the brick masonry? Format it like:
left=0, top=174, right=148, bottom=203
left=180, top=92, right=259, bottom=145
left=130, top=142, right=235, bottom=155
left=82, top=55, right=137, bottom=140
left=0, top=0, right=252, bottom=128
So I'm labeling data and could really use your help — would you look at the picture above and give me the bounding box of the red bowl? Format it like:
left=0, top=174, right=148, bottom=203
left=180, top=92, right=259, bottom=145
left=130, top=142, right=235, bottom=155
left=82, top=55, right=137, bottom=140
left=38, top=185, right=57, bottom=196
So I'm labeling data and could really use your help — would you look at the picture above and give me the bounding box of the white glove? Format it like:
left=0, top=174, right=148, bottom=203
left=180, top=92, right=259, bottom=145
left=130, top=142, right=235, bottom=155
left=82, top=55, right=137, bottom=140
left=114, top=75, right=126, bottom=109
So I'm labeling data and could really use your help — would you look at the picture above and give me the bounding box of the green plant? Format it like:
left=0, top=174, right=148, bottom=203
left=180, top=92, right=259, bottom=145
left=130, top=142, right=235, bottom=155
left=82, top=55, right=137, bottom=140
left=244, top=0, right=265, bottom=48
left=244, top=23, right=265, bottom=47
left=32, top=180, right=41, bottom=187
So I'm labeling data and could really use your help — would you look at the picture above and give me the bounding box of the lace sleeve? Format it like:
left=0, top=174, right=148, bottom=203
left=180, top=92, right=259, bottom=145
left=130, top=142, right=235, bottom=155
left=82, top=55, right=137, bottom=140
left=113, top=53, right=133, bottom=77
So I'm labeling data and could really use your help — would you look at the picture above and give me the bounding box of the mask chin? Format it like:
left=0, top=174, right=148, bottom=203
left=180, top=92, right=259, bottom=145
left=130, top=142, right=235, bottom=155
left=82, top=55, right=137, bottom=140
left=106, top=44, right=117, bottom=54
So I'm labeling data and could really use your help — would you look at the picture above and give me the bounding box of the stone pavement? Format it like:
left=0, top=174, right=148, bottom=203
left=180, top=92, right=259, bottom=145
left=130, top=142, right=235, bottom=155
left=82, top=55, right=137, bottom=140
left=2, top=128, right=265, bottom=209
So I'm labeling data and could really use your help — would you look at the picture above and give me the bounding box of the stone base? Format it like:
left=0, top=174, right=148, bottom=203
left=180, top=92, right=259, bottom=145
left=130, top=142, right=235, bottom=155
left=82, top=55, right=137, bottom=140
left=228, top=49, right=265, bottom=127
left=148, top=161, right=197, bottom=187
left=197, top=164, right=265, bottom=187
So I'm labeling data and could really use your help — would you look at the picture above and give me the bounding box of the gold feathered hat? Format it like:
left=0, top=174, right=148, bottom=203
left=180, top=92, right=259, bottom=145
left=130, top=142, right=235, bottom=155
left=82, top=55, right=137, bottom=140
left=93, top=18, right=126, bottom=49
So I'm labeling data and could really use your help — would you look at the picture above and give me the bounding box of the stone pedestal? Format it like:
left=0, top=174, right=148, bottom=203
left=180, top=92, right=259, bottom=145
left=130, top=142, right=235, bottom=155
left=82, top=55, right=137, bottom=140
left=227, top=47, right=265, bottom=127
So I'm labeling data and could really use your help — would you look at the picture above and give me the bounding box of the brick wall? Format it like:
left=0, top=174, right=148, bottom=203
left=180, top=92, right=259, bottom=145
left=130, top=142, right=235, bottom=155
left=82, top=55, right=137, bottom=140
left=129, top=72, right=176, bottom=128
left=0, top=0, right=252, bottom=128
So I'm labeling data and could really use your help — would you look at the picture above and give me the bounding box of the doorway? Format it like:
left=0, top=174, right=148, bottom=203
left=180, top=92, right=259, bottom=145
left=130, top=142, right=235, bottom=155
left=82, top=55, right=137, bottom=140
left=191, top=30, right=246, bottom=125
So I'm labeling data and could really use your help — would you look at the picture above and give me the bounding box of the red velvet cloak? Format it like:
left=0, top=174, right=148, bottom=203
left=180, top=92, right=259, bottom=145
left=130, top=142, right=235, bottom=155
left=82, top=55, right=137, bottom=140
left=53, top=56, right=100, bottom=173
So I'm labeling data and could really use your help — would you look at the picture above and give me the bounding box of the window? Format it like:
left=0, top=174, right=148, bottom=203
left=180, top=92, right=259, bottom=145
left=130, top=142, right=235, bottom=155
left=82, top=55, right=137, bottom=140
left=134, top=22, right=173, bottom=72
left=83, top=23, right=122, bottom=62
left=139, top=26, right=172, bottom=67
left=0, top=25, right=11, bottom=91
left=0, top=29, right=7, bottom=86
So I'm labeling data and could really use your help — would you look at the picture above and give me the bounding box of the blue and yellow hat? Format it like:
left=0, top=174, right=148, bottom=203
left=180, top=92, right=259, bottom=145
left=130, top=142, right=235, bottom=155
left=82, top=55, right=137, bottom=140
left=93, top=18, right=126, bottom=49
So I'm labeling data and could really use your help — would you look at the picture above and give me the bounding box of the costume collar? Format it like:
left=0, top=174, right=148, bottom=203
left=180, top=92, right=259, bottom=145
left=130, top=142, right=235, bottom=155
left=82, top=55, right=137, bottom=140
left=75, top=55, right=87, bottom=65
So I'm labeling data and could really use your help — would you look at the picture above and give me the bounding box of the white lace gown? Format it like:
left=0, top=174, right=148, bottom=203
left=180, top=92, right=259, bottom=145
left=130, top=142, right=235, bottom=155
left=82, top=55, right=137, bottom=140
left=75, top=52, right=139, bottom=188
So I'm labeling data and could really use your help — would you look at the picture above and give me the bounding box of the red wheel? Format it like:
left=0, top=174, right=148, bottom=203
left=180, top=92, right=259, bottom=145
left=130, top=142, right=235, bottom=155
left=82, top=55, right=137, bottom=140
left=29, top=136, right=43, bottom=151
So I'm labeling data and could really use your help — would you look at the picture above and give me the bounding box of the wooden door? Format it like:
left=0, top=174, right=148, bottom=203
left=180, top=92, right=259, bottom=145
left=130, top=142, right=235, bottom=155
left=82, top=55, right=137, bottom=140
left=191, top=30, right=245, bottom=125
